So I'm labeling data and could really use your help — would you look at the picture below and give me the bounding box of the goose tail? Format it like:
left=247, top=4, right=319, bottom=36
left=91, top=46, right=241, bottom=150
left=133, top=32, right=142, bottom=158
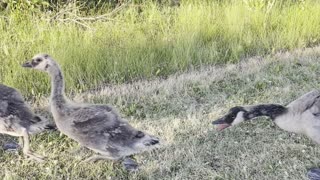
left=142, top=136, right=160, bottom=147
left=132, top=131, right=160, bottom=153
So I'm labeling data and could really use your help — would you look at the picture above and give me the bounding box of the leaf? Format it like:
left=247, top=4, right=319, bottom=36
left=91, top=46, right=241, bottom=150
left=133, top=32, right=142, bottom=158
left=155, top=69, right=161, bottom=75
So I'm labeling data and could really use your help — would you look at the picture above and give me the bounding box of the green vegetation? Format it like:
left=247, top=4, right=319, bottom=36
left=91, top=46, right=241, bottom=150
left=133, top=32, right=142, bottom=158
left=1, top=0, right=320, bottom=97
left=1, top=1, right=320, bottom=179
left=2, top=46, right=320, bottom=179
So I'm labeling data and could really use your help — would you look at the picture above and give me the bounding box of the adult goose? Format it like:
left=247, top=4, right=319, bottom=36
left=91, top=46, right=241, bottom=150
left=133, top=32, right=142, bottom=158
left=22, top=54, right=160, bottom=170
left=0, top=84, right=55, bottom=162
left=212, top=90, right=320, bottom=179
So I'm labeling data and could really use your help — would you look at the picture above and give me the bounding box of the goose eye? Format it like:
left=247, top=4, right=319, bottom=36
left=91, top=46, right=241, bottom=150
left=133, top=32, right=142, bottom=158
left=36, top=58, right=42, bottom=62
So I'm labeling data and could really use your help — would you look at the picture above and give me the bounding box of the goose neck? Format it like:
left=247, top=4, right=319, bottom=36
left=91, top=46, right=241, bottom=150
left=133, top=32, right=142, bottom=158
left=49, top=68, right=66, bottom=106
left=245, top=104, right=287, bottom=120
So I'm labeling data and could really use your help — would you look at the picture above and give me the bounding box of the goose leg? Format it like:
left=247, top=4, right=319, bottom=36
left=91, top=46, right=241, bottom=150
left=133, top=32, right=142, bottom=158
left=21, top=128, right=45, bottom=162
left=19, top=137, right=23, bottom=147
left=81, top=154, right=113, bottom=163
left=308, top=168, right=320, bottom=180
left=81, top=154, right=139, bottom=171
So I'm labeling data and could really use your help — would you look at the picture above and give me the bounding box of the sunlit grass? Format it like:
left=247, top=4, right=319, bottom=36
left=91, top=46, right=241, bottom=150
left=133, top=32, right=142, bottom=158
left=1, top=46, right=320, bottom=179
left=1, top=0, right=320, bottom=97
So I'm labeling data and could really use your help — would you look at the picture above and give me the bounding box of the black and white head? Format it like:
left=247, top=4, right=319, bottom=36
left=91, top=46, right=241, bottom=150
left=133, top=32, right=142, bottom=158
left=212, top=106, right=247, bottom=131
left=22, top=54, right=56, bottom=72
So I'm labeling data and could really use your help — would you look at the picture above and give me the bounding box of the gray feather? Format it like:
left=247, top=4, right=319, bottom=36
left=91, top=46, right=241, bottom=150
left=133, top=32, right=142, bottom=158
left=26, top=54, right=160, bottom=160
left=0, top=84, right=54, bottom=135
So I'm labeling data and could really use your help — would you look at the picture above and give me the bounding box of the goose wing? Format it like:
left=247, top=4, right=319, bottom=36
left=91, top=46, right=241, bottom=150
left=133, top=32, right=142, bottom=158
left=70, top=104, right=115, bottom=123
left=0, top=84, right=37, bottom=125
left=0, top=101, right=8, bottom=116
left=287, top=90, right=320, bottom=113
left=308, top=95, right=320, bottom=116
left=0, top=84, right=24, bottom=103
left=71, top=105, right=140, bottom=142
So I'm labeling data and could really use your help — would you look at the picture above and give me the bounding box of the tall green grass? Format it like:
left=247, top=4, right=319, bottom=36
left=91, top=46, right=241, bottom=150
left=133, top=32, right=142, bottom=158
left=1, top=0, right=320, bottom=97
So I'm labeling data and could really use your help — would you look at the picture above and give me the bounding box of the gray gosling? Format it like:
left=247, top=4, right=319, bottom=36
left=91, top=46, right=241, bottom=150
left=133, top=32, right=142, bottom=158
left=22, top=54, right=160, bottom=170
left=0, top=84, right=55, bottom=162
left=212, top=90, right=320, bottom=180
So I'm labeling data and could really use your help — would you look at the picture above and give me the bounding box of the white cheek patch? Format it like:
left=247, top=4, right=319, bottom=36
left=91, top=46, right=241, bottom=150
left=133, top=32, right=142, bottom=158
left=35, top=61, right=48, bottom=71
left=231, top=111, right=245, bottom=125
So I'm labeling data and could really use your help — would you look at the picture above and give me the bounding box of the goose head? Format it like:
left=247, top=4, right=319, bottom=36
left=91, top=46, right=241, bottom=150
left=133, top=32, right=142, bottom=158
left=22, top=54, right=57, bottom=73
left=212, top=106, right=247, bottom=131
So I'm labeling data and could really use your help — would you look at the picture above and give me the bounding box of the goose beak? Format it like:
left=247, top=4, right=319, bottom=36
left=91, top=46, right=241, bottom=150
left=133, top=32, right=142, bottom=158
left=22, top=60, right=32, bottom=68
left=212, top=118, right=230, bottom=131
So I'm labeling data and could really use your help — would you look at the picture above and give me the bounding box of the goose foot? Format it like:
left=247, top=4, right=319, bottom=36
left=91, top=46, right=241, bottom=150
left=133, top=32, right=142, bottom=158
left=20, top=129, right=45, bottom=162
left=24, top=150, right=45, bottom=163
left=3, top=142, right=20, bottom=152
left=307, top=168, right=320, bottom=180
left=122, top=157, right=139, bottom=172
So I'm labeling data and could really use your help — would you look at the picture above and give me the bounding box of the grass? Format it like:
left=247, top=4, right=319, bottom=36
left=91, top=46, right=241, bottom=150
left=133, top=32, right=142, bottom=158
left=1, top=0, right=320, bottom=179
left=0, top=46, right=320, bottom=179
left=1, top=0, right=320, bottom=96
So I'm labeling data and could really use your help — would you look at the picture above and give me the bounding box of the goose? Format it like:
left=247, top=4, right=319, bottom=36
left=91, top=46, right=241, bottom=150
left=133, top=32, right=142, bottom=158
left=22, top=54, right=160, bottom=170
left=0, top=84, right=55, bottom=162
left=212, top=90, right=320, bottom=179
